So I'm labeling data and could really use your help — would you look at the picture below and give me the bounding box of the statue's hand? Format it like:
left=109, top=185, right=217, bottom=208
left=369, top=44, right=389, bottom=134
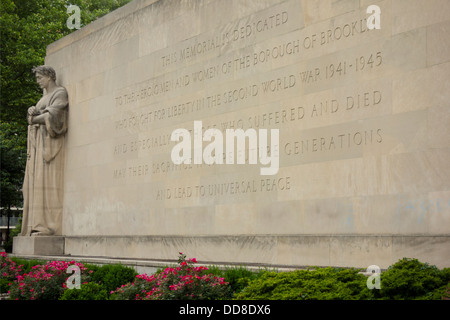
left=28, top=106, right=40, bottom=116
left=27, top=107, right=39, bottom=124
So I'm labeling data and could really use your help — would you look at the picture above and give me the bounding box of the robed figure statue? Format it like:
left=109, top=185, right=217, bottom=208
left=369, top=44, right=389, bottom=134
left=20, top=66, right=68, bottom=236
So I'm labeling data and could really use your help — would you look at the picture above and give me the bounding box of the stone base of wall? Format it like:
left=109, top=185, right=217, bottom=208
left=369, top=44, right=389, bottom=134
left=13, top=236, right=65, bottom=256
left=63, top=234, right=449, bottom=269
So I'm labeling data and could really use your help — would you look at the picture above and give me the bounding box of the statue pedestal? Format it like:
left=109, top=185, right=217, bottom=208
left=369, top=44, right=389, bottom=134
left=13, top=236, right=65, bottom=256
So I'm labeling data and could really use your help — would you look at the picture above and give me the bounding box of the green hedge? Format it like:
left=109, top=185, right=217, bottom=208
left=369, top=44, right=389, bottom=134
left=375, top=258, right=450, bottom=300
left=235, top=267, right=372, bottom=300
left=236, top=258, right=450, bottom=300
left=89, top=263, right=137, bottom=293
left=60, top=282, right=109, bottom=300
left=3, top=254, right=449, bottom=300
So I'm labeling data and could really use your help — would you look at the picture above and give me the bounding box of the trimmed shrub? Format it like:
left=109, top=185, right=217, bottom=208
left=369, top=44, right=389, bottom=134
left=376, top=258, right=450, bottom=300
left=60, top=282, right=109, bottom=300
left=222, top=266, right=265, bottom=295
left=90, top=263, right=137, bottom=293
left=235, top=267, right=372, bottom=300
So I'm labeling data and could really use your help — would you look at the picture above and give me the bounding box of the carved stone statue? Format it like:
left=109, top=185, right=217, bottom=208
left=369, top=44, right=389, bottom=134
left=20, top=66, right=68, bottom=236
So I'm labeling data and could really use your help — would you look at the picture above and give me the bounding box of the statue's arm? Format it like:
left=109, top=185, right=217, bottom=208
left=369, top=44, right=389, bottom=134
left=30, top=112, right=49, bottom=125
left=29, top=88, right=68, bottom=125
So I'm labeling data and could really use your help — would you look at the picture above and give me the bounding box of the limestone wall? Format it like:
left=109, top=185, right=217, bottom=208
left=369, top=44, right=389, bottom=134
left=45, top=0, right=450, bottom=268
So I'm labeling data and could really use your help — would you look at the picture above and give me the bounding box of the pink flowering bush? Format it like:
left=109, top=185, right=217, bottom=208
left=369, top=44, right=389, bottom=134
left=7, top=258, right=91, bottom=300
left=1, top=251, right=22, bottom=293
left=110, top=252, right=232, bottom=300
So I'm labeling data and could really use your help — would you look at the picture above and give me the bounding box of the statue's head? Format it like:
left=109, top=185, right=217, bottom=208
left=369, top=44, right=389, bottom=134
left=32, top=65, right=56, bottom=89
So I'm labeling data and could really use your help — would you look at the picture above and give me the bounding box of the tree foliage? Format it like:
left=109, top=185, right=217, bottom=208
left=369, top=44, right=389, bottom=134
left=0, top=121, right=26, bottom=209
left=0, top=0, right=132, bottom=209
left=1, top=0, right=132, bottom=124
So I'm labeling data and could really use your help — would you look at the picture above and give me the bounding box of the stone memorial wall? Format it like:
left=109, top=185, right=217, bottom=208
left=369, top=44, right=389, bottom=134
left=43, top=0, right=449, bottom=268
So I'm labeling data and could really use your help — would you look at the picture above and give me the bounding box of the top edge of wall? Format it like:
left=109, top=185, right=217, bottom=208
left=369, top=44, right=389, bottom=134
left=46, top=0, right=159, bottom=55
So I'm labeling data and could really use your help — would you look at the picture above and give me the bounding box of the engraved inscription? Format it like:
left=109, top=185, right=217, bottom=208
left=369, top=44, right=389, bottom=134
left=161, top=10, right=289, bottom=67
left=108, top=6, right=389, bottom=198
left=155, top=176, right=291, bottom=200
